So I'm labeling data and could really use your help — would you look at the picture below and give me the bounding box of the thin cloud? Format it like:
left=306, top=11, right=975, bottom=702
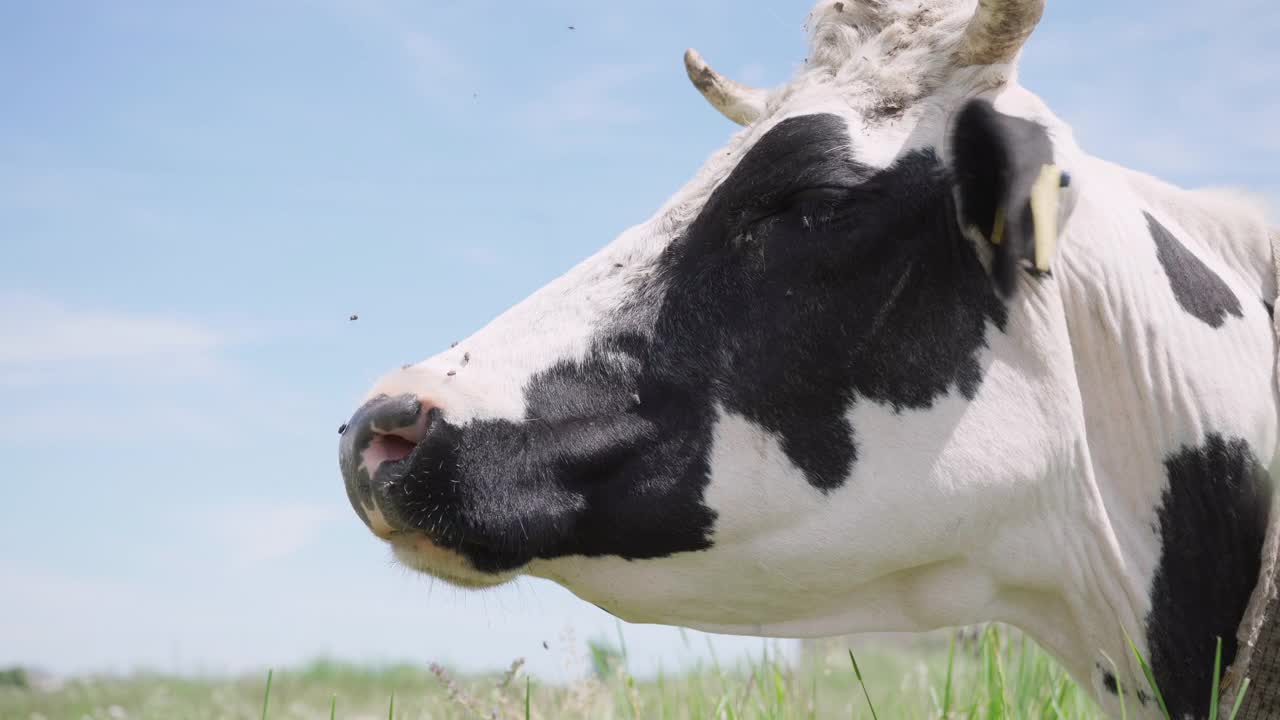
left=329, top=0, right=475, bottom=109
left=0, top=564, right=146, bottom=672
left=515, top=63, right=655, bottom=144
left=398, top=28, right=471, bottom=107
left=1025, top=2, right=1279, bottom=187
left=0, top=404, right=228, bottom=446
left=203, top=502, right=343, bottom=568
left=457, top=244, right=502, bottom=267
left=735, top=61, right=772, bottom=88
left=0, top=294, right=219, bottom=363
left=0, top=294, right=222, bottom=385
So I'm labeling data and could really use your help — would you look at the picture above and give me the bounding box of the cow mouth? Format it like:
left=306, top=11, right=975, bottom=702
left=342, top=441, right=512, bottom=589
left=340, top=394, right=436, bottom=536
left=341, top=389, right=660, bottom=585
left=362, top=434, right=415, bottom=479
left=340, top=394, right=551, bottom=583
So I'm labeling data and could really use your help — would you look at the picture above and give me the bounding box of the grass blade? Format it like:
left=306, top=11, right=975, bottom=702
left=848, top=649, right=880, bottom=720
left=1121, top=625, right=1171, bottom=719
left=720, top=695, right=738, bottom=720
left=941, top=633, right=956, bottom=719
left=737, top=668, right=758, bottom=719
left=1014, top=632, right=1030, bottom=711
left=1039, top=676, right=1070, bottom=717
left=809, top=672, right=818, bottom=720
left=615, top=619, right=630, bottom=670
left=1100, top=652, right=1126, bottom=720
left=1229, top=677, right=1251, bottom=720
left=771, top=664, right=787, bottom=716
left=261, top=668, right=273, bottom=720
left=706, top=636, right=727, bottom=695
left=525, top=676, right=532, bottom=720
left=983, top=626, right=1010, bottom=719
left=625, top=673, right=640, bottom=719
left=1044, top=673, right=1072, bottom=720
left=1209, top=636, right=1223, bottom=720
left=329, top=695, right=336, bottom=720
left=387, top=692, right=394, bottom=720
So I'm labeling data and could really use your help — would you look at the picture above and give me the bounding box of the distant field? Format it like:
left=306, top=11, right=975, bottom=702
left=1, top=626, right=1111, bottom=720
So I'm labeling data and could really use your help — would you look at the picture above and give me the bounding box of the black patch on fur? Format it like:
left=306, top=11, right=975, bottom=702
left=650, top=115, right=1006, bottom=490
left=1145, top=212, right=1243, bottom=328
left=1095, top=666, right=1149, bottom=706
left=950, top=99, right=1056, bottom=296
left=1145, top=433, right=1271, bottom=719
left=1101, top=669, right=1118, bottom=695
left=387, top=114, right=1007, bottom=570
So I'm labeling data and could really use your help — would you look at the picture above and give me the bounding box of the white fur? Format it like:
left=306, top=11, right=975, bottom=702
left=355, top=3, right=1279, bottom=716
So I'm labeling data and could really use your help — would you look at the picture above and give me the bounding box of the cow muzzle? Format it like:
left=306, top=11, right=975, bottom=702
left=338, top=393, right=432, bottom=539
left=338, top=391, right=519, bottom=589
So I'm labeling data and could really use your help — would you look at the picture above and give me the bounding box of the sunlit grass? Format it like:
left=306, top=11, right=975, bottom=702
left=0, top=625, right=1252, bottom=719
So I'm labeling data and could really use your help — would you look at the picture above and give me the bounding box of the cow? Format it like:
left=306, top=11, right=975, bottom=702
left=337, top=1, right=1280, bottom=717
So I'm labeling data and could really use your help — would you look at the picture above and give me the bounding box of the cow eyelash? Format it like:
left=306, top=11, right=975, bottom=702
left=785, top=186, right=853, bottom=205
left=742, top=185, right=852, bottom=229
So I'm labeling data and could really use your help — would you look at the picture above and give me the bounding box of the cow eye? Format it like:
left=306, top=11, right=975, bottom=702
left=785, top=186, right=849, bottom=212
left=743, top=186, right=850, bottom=228
left=788, top=186, right=849, bottom=202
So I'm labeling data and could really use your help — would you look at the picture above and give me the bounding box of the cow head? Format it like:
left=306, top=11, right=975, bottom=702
left=341, top=0, right=1080, bottom=635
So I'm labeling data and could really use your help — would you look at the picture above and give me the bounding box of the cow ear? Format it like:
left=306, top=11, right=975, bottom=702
left=949, top=98, right=1069, bottom=296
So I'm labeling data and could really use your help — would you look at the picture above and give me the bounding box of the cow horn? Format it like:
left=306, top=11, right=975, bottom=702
left=957, top=0, right=1045, bottom=66
left=683, top=48, right=767, bottom=126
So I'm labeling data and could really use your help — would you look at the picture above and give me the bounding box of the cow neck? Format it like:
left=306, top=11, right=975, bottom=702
left=1220, top=229, right=1280, bottom=719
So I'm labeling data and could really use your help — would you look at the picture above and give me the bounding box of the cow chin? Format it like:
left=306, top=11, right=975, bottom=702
left=387, top=532, right=520, bottom=589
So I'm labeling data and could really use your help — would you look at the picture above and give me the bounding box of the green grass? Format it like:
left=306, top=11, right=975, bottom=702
left=0, top=626, right=1164, bottom=719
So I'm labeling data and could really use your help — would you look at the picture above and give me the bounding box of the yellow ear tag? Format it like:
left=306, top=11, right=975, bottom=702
left=1029, top=163, right=1063, bottom=272
left=990, top=206, right=1006, bottom=247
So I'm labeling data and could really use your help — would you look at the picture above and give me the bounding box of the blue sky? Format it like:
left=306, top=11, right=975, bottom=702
left=1, top=0, right=1276, bottom=679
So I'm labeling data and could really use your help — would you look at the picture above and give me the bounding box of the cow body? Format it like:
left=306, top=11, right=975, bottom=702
left=1054, top=165, right=1276, bottom=714
left=338, top=2, right=1279, bottom=717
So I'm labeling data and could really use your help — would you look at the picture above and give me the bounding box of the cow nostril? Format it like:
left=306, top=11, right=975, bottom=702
left=374, top=434, right=416, bottom=458
left=358, top=396, right=432, bottom=478
left=341, top=393, right=433, bottom=505
left=371, top=420, right=428, bottom=445
left=340, top=393, right=439, bottom=535
left=363, top=432, right=419, bottom=481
